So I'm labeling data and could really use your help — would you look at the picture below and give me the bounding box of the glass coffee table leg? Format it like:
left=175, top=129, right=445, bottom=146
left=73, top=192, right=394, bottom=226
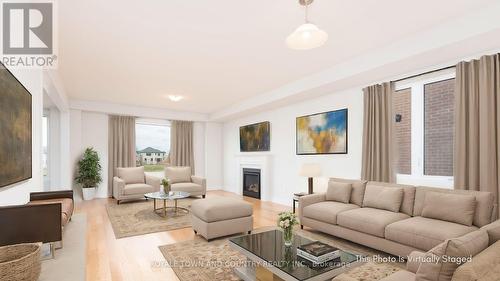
left=163, top=199, right=167, bottom=217
left=175, top=199, right=178, bottom=213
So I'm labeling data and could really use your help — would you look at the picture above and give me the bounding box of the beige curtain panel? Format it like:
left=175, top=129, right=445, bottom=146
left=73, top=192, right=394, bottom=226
left=361, top=82, right=396, bottom=182
left=169, top=120, right=195, bottom=174
left=454, top=53, right=500, bottom=218
left=108, top=115, right=136, bottom=195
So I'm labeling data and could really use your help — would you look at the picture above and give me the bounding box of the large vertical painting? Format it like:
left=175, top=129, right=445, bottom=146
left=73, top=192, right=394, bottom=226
left=0, top=65, right=32, bottom=187
left=296, top=109, right=347, bottom=155
left=240, top=121, right=270, bottom=152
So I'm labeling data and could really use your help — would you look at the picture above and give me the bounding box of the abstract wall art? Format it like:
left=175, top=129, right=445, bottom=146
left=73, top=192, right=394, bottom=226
left=296, top=109, right=347, bottom=155
left=0, top=64, right=32, bottom=187
left=240, top=121, right=270, bottom=152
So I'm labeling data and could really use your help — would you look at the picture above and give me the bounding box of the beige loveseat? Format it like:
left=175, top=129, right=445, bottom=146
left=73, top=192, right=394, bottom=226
left=165, top=166, right=206, bottom=198
left=113, top=166, right=161, bottom=204
left=299, top=178, right=497, bottom=258
left=378, top=220, right=500, bottom=281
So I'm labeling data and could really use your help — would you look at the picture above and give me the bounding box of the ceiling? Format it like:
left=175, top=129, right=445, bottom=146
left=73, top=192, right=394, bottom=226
left=58, top=0, right=496, bottom=114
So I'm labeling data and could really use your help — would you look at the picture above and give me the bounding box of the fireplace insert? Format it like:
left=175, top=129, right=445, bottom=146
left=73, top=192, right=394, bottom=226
left=243, top=168, right=261, bottom=199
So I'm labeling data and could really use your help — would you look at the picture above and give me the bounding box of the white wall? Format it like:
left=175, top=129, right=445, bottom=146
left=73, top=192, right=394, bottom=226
left=223, top=88, right=363, bottom=206
left=205, top=122, right=223, bottom=189
left=0, top=69, right=44, bottom=206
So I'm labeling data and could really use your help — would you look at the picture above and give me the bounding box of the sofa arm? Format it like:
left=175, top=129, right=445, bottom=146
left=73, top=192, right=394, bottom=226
left=406, top=251, right=426, bottom=273
left=145, top=174, right=161, bottom=192
left=113, top=177, right=125, bottom=199
left=298, top=193, right=326, bottom=221
left=30, top=190, right=73, bottom=201
left=191, top=176, right=207, bottom=195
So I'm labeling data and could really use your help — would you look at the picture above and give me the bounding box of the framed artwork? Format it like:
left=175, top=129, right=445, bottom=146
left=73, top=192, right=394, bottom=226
left=0, top=64, right=32, bottom=187
left=239, top=121, right=270, bottom=152
left=296, top=108, right=347, bottom=155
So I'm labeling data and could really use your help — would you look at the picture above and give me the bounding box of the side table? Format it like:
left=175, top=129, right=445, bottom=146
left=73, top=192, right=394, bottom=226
left=292, top=192, right=308, bottom=213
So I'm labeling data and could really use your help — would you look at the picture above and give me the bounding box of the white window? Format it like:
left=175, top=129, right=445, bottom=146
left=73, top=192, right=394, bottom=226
left=135, top=118, right=171, bottom=173
left=393, top=69, right=455, bottom=188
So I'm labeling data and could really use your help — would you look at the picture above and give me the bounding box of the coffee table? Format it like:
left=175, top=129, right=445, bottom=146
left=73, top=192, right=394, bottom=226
left=229, top=230, right=364, bottom=281
left=144, top=191, right=190, bottom=217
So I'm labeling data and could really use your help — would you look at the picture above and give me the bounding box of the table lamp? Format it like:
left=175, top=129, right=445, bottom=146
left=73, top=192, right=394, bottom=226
left=299, top=163, right=322, bottom=194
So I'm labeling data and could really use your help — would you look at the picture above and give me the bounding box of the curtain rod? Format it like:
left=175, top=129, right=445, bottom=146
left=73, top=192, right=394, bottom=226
left=391, top=65, right=456, bottom=83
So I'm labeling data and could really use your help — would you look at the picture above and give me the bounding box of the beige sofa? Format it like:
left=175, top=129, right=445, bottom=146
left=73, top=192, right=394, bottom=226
left=165, top=166, right=206, bottom=198
left=112, top=166, right=161, bottom=204
left=378, top=220, right=500, bottom=281
left=299, top=178, right=497, bottom=258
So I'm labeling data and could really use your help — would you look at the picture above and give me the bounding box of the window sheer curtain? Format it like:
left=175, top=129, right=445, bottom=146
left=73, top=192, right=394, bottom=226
left=108, top=115, right=136, bottom=196
left=169, top=120, right=194, bottom=174
left=361, top=82, right=396, bottom=182
left=454, top=53, right=500, bottom=218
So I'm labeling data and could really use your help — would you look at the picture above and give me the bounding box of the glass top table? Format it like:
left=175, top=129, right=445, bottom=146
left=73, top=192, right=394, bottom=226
left=144, top=191, right=190, bottom=217
left=229, top=230, right=363, bottom=281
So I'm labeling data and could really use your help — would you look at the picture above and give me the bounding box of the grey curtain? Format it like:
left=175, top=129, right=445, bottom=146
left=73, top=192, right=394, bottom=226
left=108, top=115, right=136, bottom=195
left=169, top=120, right=194, bottom=174
left=361, top=82, right=396, bottom=182
left=454, top=53, right=500, bottom=218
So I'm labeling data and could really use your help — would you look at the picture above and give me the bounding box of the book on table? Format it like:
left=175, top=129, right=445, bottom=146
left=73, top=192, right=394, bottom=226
left=296, top=241, right=340, bottom=264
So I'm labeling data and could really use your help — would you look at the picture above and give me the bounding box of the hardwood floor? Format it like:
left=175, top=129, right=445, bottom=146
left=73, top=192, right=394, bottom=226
left=76, top=190, right=290, bottom=281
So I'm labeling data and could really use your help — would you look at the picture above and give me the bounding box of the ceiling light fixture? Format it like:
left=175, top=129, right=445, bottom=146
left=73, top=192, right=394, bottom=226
left=286, top=0, right=328, bottom=50
left=168, top=95, right=184, bottom=102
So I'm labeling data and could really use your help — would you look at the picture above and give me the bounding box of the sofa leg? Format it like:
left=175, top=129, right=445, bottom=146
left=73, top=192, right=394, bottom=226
left=202, top=195, right=206, bottom=199
left=248, top=231, right=251, bottom=234
left=194, top=230, right=197, bottom=234
left=117, top=200, right=120, bottom=205
left=300, top=225, right=303, bottom=229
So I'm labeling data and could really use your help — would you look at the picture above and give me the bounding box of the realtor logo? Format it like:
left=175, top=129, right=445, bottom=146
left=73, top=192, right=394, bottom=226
left=3, top=2, right=52, bottom=54
left=1, top=1, right=57, bottom=68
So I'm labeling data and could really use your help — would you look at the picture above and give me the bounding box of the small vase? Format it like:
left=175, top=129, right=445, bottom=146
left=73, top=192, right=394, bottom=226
left=163, top=185, right=170, bottom=194
left=283, top=227, right=293, bottom=247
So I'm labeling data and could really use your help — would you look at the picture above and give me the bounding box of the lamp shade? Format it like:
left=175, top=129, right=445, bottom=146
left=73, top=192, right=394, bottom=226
left=286, top=23, right=328, bottom=50
left=299, top=163, right=322, bottom=177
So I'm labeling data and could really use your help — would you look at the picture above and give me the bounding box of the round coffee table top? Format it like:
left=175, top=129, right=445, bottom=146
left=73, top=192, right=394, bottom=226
left=144, top=191, right=190, bottom=200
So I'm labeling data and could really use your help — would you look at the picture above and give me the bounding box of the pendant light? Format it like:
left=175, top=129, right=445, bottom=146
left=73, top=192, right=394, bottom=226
left=286, top=0, right=328, bottom=50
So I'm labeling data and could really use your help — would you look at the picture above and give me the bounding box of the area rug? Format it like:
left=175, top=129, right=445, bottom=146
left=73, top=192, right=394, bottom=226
left=40, top=213, right=86, bottom=281
left=106, top=198, right=196, bottom=238
left=158, top=227, right=404, bottom=281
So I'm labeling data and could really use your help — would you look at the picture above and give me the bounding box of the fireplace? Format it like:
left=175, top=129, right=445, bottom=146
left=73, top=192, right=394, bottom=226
left=243, top=168, right=261, bottom=199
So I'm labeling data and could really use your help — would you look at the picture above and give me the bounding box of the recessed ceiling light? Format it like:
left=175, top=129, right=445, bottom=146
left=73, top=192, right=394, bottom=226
left=168, top=95, right=184, bottom=102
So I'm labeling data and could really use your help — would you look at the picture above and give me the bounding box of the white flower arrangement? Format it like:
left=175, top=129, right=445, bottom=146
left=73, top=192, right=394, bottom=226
left=277, top=211, right=298, bottom=231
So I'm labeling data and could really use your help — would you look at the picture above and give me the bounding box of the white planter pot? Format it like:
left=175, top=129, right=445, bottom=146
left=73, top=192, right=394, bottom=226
left=82, top=187, right=96, bottom=200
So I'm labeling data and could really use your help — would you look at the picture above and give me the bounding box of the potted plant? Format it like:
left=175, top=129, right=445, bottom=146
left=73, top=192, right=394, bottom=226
left=161, top=178, right=171, bottom=194
left=75, top=147, right=102, bottom=200
left=277, top=211, right=299, bottom=246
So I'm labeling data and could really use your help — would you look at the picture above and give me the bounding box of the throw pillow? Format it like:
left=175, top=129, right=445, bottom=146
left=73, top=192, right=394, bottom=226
left=421, top=192, right=476, bottom=226
left=416, top=230, right=489, bottom=281
left=326, top=181, right=352, bottom=203
left=362, top=184, right=404, bottom=212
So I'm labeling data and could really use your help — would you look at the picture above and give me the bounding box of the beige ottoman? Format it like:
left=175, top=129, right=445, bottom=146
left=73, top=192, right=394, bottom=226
left=191, top=197, right=253, bottom=241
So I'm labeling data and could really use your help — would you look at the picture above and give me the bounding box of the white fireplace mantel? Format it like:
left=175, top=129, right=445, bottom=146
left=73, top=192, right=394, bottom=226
left=235, top=154, right=273, bottom=202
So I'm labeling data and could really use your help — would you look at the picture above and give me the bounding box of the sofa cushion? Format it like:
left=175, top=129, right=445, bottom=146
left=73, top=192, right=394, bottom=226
left=302, top=201, right=359, bottom=224
left=123, top=183, right=154, bottom=195
left=171, top=182, right=203, bottom=193
left=416, top=230, right=489, bottom=281
left=452, top=240, right=500, bottom=281
left=117, top=166, right=145, bottom=184
left=480, top=220, right=500, bottom=246
left=337, top=207, right=409, bottom=238
left=367, top=182, right=416, bottom=216
left=191, top=197, right=252, bottom=223
left=385, top=216, right=478, bottom=251
left=165, top=166, right=192, bottom=184
left=326, top=182, right=352, bottom=203
left=28, top=198, right=74, bottom=227
left=414, top=186, right=494, bottom=227
left=362, top=184, right=404, bottom=213
left=329, top=178, right=367, bottom=206
left=421, top=192, right=476, bottom=226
